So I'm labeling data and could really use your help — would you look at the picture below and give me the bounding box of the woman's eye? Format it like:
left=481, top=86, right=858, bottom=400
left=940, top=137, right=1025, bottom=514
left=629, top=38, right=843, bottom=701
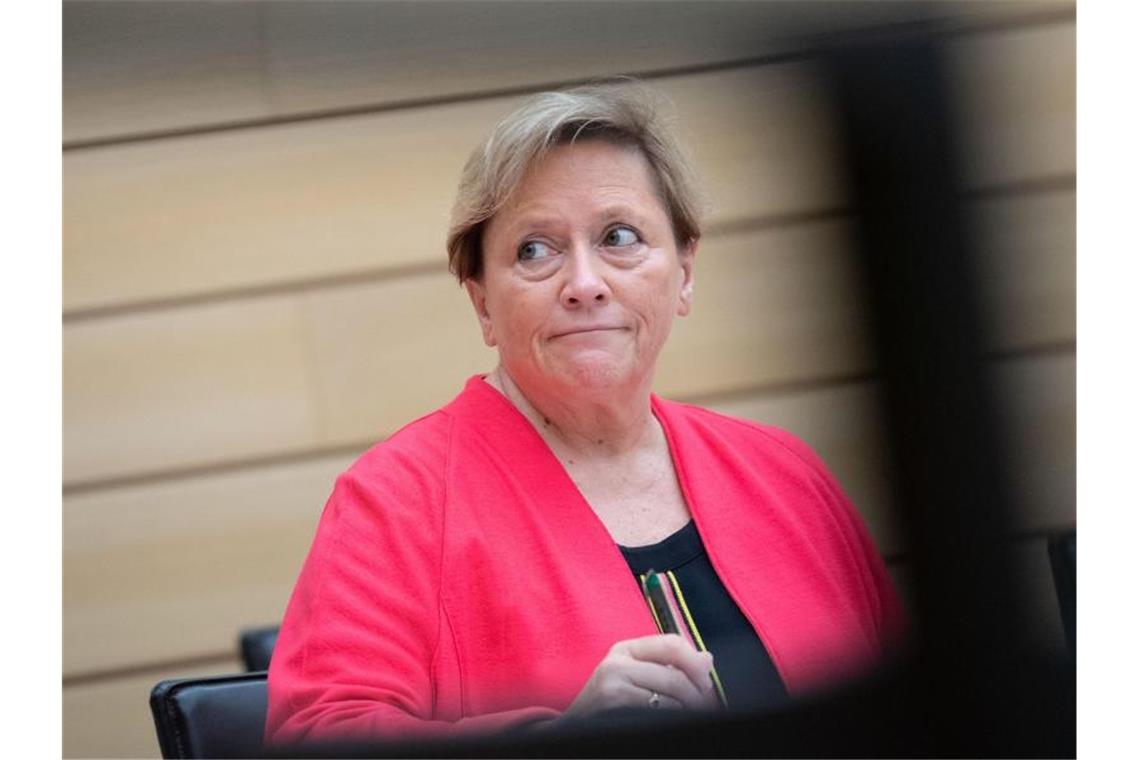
left=518, top=240, right=555, bottom=261
left=603, top=226, right=640, bottom=247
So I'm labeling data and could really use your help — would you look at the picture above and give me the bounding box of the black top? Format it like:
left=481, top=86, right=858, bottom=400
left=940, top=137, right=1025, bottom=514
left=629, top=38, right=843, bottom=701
left=619, top=520, right=788, bottom=712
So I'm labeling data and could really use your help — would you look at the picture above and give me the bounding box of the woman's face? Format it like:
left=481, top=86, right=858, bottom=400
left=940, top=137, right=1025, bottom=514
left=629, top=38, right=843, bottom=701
left=467, top=140, right=695, bottom=398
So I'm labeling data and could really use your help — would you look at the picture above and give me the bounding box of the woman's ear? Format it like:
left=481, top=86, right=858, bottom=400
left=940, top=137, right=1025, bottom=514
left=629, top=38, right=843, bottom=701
left=676, top=238, right=697, bottom=317
left=464, top=278, right=497, bottom=347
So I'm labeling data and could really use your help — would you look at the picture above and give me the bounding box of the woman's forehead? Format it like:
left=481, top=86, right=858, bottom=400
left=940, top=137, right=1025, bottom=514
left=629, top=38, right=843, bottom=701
left=494, top=143, right=667, bottom=225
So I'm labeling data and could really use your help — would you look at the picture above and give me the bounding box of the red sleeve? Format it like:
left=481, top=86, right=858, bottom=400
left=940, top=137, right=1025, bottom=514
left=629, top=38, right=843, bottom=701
left=265, top=431, right=558, bottom=746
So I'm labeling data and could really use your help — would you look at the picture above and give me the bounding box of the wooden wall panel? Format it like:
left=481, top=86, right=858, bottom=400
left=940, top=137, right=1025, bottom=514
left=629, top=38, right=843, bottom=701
left=64, top=20, right=1072, bottom=316
left=64, top=1, right=1067, bottom=144
left=258, top=1, right=1063, bottom=122
left=952, top=22, right=1076, bottom=187
left=63, top=658, right=241, bottom=759
left=63, top=65, right=843, bottom=314
left=64, top=185, right=1073, bottom=487
left=62, top=351, right=1072, bottom=677
left=63, top=298, right=319, bottom=485
left=64, top=95, right=503, bottom=314
left=309, top=224, right=870, bottom=448
left=260, top=1, right=793, bottom=118
left=974, top=189, right=1075, bottom=350
left=298, top=273, right=496, bottom=448
left=993, top=352, right=1076, bottom=534
left=64, top=456, right=347, bottom=677
left=657, top=223, right=869, bottom=392
left=63, top=0, right=796, bottom=144
left=63, top=1, right=270, bottom=143
left=63, top=222, right=871, bottom=485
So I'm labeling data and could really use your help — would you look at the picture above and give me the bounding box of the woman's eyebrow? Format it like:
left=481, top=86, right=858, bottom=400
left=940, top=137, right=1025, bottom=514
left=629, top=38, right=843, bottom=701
left=502, top=203, right=649, bottom=238
left=504, top=216, right=562, bottom=239
left=594, top=203, right=650, bottom=222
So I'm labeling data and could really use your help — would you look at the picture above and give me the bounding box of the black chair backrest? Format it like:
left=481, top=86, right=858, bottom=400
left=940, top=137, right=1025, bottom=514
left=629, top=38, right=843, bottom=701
left=150, top=672, right=268, bottom=759
left=1047, top=529, right=1076, bottom=653
left=239, top=625, right=280, bottom=672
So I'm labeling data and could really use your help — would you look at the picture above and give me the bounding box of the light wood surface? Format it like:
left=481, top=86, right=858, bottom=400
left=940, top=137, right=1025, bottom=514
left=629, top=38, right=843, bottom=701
left=64, top=185, right=1074, bottom=487
left=973, top=189, right=1075, bottom=351
left=63, top=1, right=1070, bottom=144
left=64, top=297, right=320, bottom=485
left=63, top=64, right=846, bottom=314
left=63, top=22, right=1074, bottom=316
left=63, top=657, right=242, bottom=759
left=951, top=22, right=1076, bottom=188
left=64, top=455, right=346, bottom=677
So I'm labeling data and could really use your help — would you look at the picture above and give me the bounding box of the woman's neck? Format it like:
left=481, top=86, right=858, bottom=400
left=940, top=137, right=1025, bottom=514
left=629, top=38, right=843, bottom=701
left=486, top=365, right=659, bottom=461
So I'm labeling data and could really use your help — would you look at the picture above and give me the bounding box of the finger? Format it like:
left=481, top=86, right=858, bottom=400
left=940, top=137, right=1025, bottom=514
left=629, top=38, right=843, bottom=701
left=635, top=686, right=684, bottom=712
left=684, top=651, right=720, bottom=707
left=620, top=633, right=700, bottom=664
left=621, top=635, right=717, bottom=700
left=619, top=657, right=708, bottom=710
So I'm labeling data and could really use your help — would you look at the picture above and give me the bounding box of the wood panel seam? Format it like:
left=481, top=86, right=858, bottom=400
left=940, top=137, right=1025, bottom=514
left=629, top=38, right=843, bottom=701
left=61, top=342, right=1073, bottom=496
left=61, top=8, right=1074, bottom=153
left=63, top=651, right=239, bottom=688
left=61, top=176, right=1074, bottom=325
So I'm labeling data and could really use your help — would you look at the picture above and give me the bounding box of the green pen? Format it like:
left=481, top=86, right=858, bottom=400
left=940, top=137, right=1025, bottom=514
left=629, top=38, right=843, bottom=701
left=641, top=569, right=729, bottom=708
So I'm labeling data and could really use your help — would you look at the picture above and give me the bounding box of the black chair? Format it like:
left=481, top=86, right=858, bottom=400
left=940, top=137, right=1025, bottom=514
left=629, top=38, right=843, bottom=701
left=150, top=672, right=268, bottom=759
left=1047, top=529, right=1076, bottom=654
left=239, top=625, right=280, bottom=672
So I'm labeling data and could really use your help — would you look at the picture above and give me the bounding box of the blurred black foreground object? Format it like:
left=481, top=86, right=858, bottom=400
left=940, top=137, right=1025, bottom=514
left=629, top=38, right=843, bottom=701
left=269, top=657, right=1072, bottom=758
left=272, top=20, right=1074, bottom=759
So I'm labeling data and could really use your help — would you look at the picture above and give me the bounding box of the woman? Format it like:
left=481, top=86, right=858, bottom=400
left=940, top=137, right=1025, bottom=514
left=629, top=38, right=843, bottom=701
left=266, top=82, right=904, bottom=745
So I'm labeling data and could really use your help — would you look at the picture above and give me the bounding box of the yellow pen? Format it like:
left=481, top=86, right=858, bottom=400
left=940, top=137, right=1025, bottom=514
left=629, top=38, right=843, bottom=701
left=640, top=569, right=729, bottom=708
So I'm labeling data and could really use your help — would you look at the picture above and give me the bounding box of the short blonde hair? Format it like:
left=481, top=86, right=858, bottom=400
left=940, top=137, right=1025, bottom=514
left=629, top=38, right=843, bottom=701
left=446, top=81, right=705, bottom=282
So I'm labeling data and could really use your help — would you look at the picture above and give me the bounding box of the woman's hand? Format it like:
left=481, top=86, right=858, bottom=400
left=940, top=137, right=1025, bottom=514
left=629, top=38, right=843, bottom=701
left=560, top=634, right=719, bottom=719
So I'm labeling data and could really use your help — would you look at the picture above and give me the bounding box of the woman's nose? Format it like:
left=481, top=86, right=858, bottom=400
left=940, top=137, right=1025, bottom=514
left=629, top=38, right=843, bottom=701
left=560, top=249, right=610, bottom=308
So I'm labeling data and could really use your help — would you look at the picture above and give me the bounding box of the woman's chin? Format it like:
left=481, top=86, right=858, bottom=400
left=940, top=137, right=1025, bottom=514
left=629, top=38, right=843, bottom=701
left=551, top=354, right=640, bottom=394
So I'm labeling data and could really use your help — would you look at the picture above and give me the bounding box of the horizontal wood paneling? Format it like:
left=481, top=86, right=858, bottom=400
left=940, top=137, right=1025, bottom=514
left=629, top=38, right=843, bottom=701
left=308, top=222, right=872, bottom=449
left=64, top=182, right=1074, bottom=487
left=63, top=223, right=868, bottom=485
left=63, top=64, right=844, bottom=314
left=64, top=21, right=1073, bottom=316
left=974, top=190, right=1075, bottom=351
left=63, top=1, right=271, bottom=143
left=992, top=352, right=1076, bottom=532
left=64, top=456, right=346, bottom=677
left=63, top=658, right=241, bottom=759
left=63, top=0, right=1069, bottom=144
left=63, top=351, right=1072, bottom=677
left=951, top=22, right=1076, bottom=188
left=63, top=298, right=319, bottom=485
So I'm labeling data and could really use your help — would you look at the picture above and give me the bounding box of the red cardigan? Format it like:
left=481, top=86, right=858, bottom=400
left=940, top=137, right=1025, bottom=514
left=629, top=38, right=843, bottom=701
left=266, top=376, right=904, bottom=743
